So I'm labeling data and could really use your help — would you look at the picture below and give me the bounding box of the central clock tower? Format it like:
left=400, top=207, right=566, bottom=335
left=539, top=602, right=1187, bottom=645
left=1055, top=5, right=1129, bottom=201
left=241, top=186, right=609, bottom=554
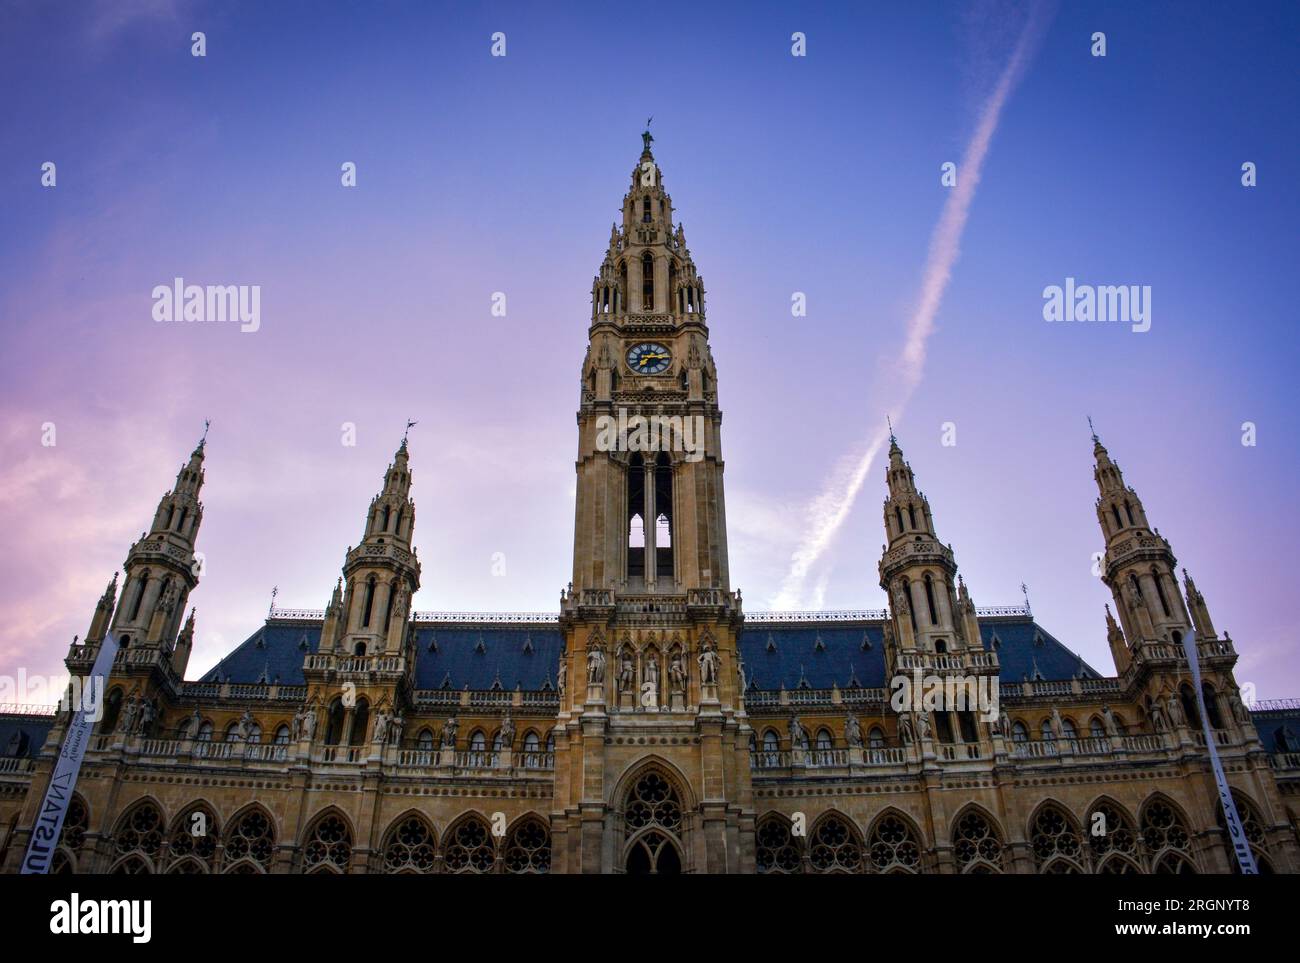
left=552, top=131, right=754, bottom=873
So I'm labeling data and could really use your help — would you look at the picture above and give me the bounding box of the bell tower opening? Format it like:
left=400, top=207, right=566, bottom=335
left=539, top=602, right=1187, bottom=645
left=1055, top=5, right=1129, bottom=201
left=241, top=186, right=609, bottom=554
left=627, top=454, right=646, bottom=579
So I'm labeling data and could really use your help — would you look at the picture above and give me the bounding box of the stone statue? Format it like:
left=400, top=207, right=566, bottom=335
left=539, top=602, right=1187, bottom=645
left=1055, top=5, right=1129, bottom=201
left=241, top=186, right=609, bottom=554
left=180, top=708, right=201, bottom=740
left=1149, top=703, right=1167, bottom=732
left=302, top=706, right=317, bottom=741
left=669, top=651, right=687, bottom=691
left=1229, top=690, right=1250, bottom=725
left=618, top=653, right=635, bottom=692
left=373, top=710, right=390, bottom=745
left=996, top=711, right=1011, bottom=739
left=237, top=709, right=254, bottom=742
left=698, top=642, right=719, bottom=686
left=499, top=712, right=515, bottom=750
left=586, top=646, right=606, bottom=686
left=556, top=654, right=567, bottom=695
left=789, top=715, right=809, bottom=751
left=916, top=711, right=931, bottom=741
left=1166, top=693, right=1185, bottom=728
left=138, top=700, right=155, bottom=735
left=440, top=715, right=459, bottom=749
left=899, top=713, right=914, bottom=745
left=844, top=713, right=863, bottom=749
left=644, top=658, right=659, bottom=690
left=121, top=694, right=139, bottom=735
left=1050, top=707, right=1064, bottom=739
left=1102, top=704, right=1120, bottom=737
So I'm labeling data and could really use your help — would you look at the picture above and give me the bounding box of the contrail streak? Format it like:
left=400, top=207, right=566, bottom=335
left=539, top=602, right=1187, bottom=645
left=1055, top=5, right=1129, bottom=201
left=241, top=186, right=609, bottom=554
left=771, top=6, right=1053, bottom=609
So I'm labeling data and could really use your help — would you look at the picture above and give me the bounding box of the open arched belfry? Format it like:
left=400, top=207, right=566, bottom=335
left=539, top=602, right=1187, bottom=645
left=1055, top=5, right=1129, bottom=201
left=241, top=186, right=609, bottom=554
left=2, top=135, right=1298, bottom=875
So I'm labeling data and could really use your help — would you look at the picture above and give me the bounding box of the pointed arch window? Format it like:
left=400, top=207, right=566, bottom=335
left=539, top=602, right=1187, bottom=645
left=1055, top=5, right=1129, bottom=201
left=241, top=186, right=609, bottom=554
left=99, top=688, right=123, bottom=733
left=641, top=253, right=655, bottom=310
left=129, top=573, right=149, bottom=621
left=361, top=576, right=377, bottom=627
left=348, top=699, right=369, bottom=746
left=901, top=579, right=919, bottom=635
left=1011, top=721, right=1029, bottom=744
left=273, top=724, right=291, bottom=745
left=1202, top=683, right=1224, bottom=729
left=1112, top=505, right=1123, bottom=530
left=1152, top=569, right=1172, bottom=617
left=324, top=698, right=345, bottom=745
left=923, top=574, right=939, bottom=625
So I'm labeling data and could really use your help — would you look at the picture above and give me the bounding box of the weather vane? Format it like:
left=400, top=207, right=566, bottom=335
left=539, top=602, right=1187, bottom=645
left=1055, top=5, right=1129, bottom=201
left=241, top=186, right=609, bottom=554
left=886, top=414, right=895, bottom=441
left=199, top=418, right=211, bottom=447
left=403, top=419, right=418, bottom=444
left=1087, top=414, right=1097, bottom=442
left=268, top=585, right=278, bottom=616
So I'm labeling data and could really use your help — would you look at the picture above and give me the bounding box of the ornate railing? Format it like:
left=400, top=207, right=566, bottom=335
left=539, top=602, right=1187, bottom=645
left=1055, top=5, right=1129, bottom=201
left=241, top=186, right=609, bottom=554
left=0, top=702, right=57, bottom=717
left=267, top=602, right=1035, bottom=626
left=1269, top=752, right=1300, bottom=771
left=1252, top=698, right=1300, bottom=713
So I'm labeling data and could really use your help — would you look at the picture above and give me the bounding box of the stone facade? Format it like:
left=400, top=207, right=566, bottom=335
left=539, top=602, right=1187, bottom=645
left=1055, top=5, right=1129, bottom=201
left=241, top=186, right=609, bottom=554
left=1, top=137, right=1298, bottom=875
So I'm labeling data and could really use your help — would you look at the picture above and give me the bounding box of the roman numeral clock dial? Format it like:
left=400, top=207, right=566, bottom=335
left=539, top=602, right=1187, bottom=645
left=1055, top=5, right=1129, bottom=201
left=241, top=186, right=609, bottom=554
left=627, top=342, right=671, bottom=375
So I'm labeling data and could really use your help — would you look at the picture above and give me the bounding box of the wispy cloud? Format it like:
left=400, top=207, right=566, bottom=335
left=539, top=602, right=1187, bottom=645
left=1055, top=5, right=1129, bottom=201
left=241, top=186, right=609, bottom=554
left=770, top=3, right=1054, bottom=609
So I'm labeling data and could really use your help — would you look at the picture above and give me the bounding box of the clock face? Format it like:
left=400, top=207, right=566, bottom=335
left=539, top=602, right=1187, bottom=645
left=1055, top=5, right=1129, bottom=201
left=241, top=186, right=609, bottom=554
left=627, top=342, right=672, bottom=375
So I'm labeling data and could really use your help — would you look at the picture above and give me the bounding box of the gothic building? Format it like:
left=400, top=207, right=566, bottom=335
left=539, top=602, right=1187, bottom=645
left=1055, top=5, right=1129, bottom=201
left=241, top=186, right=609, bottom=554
left=2, top=138, right=1298, bottom=875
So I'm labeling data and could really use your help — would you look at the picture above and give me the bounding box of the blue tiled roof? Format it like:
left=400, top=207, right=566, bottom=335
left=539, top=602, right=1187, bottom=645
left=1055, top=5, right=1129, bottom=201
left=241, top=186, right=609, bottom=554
left=1250, top=707, right=1300, bottom=753
left=0, top=715, right=51, bottom=758
left=199, top=614, right=1100, bottom=692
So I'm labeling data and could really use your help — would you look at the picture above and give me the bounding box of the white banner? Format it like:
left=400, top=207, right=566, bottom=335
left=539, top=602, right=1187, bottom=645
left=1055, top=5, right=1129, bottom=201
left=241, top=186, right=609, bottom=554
left=1180, top=627, right=1257, bottom=874
left=21, top=631, right=120, bottom=874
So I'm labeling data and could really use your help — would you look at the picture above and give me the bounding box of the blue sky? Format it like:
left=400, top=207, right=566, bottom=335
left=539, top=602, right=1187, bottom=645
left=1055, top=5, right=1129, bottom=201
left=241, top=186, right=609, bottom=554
left=1, top=0, right=1297, bottom=698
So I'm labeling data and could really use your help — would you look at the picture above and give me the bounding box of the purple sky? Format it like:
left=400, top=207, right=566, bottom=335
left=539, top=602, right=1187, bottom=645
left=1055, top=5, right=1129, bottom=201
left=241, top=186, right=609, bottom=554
left=1, top=1, right=1297, bottom=702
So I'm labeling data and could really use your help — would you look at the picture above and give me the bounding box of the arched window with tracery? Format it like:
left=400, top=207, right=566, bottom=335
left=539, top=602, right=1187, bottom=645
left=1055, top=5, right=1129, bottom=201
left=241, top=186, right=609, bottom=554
left=1140, top=797, right=1196, bottom=873
left=867, top=813, right=922, bottom=873
left=952, top=809, right=1003, bottom=873
left=503, top=816, right=551, bottom=873
left=443, top=814, right=495, bottom=873
left=302, top=813, right=352, bottom=873
left=111, top=800, right=164, bottom=873
left=417, top=727, right=434, bottom=751
left=808, top=812, right=863, bottom=873
left=167, top=804, right=218, bottom=873
left=222, top=808, right=275, bottom=873
left=381, top=814, right=437, bottom=873
left=624, top=771, right=684, bottom=874
left=1089, top=800, right=1141, bottom=873
left=1011, top=721, right=1029, bottom=744
left=756, top=814, right=802, bottom=873
left=51, top=795, right=90, bottom=874
left=1217, top=792, right=1273, bottom=873
left=1030, top=803, right=1085, bottom=872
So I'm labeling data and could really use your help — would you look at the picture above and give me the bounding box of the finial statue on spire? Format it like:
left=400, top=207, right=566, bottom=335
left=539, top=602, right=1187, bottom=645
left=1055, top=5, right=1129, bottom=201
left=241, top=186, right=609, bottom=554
left=198, top=418, right=211, bottom=449
left=642, top=116, right=654, bottom=153
left=402, top=419, right=417, bottom=449
left=268, top=585, right=278, bottom=617
left=1088, top=414, right=1098, bottom=443
left=887, top=414, right=896, bottom=443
